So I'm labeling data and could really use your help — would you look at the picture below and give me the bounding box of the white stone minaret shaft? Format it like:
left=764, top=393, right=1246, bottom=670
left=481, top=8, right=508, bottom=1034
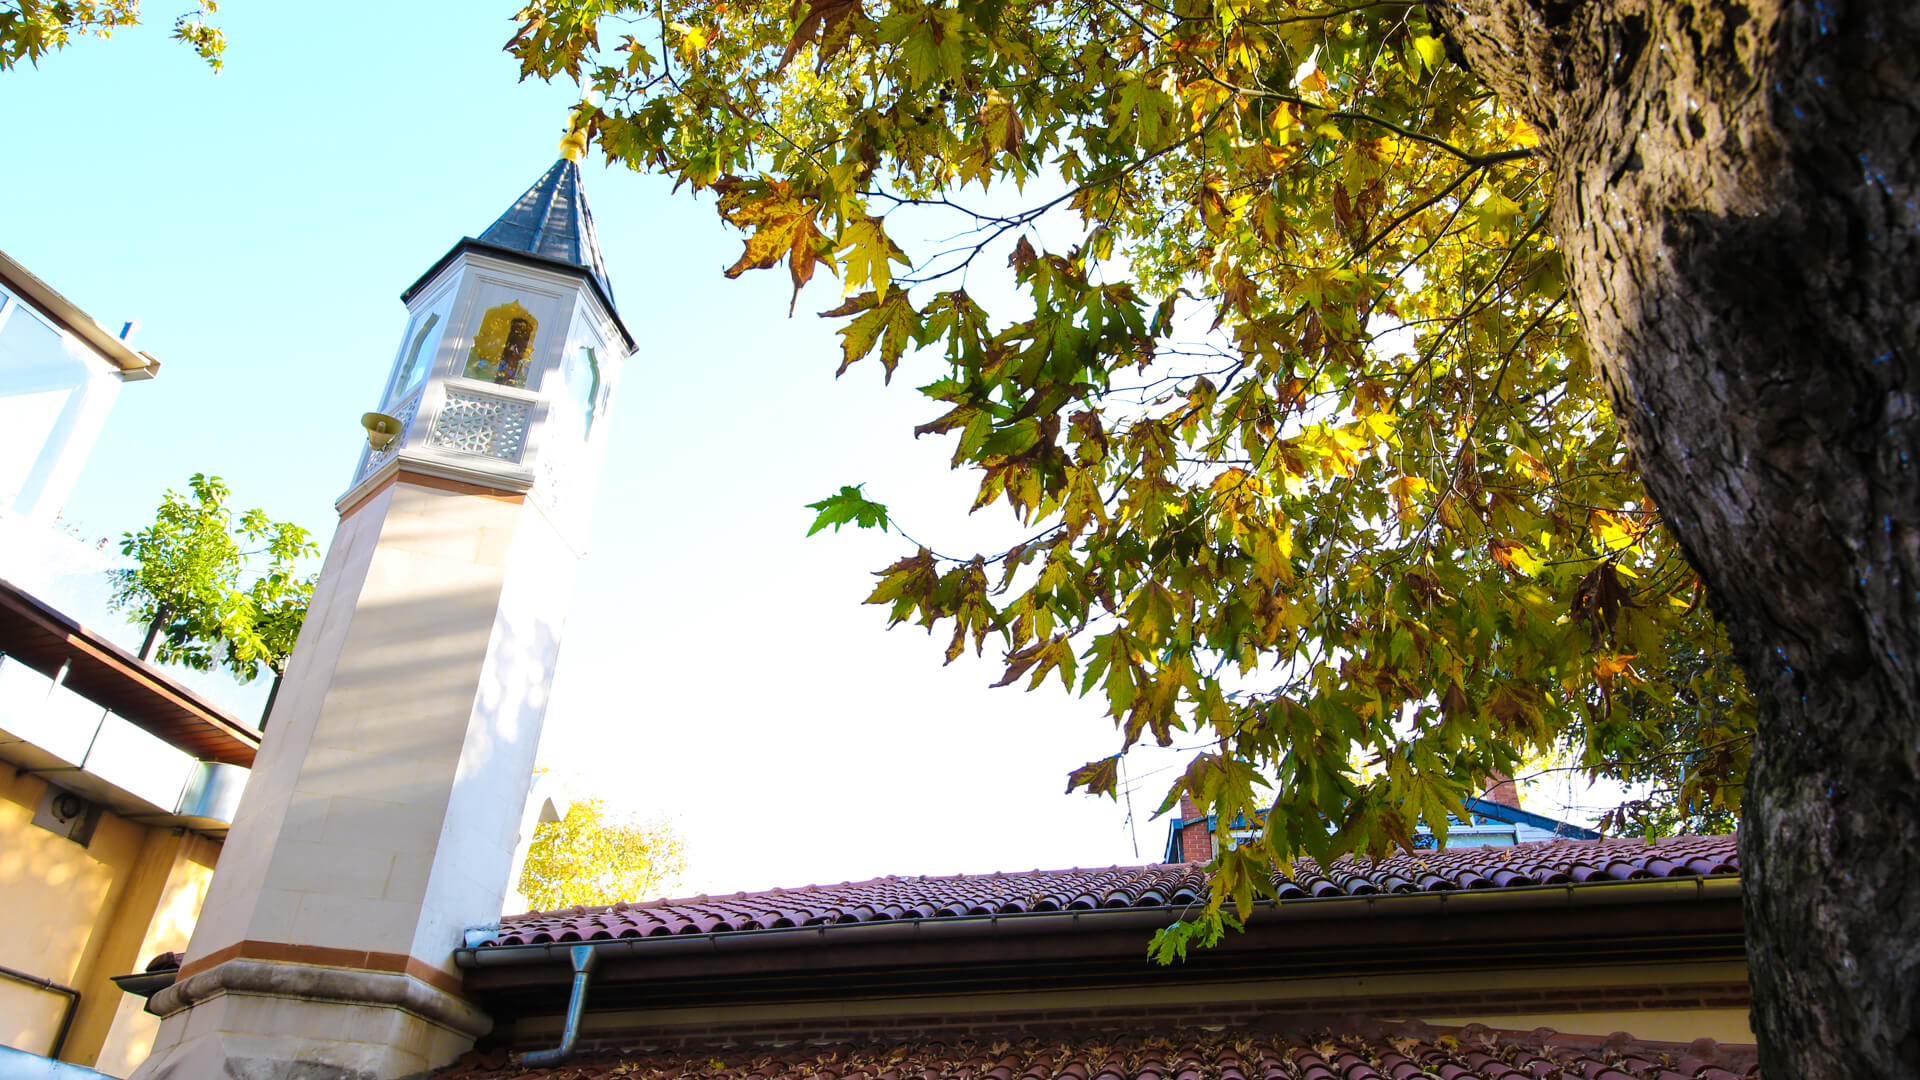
left=134, top=153, right=632, bottom=1080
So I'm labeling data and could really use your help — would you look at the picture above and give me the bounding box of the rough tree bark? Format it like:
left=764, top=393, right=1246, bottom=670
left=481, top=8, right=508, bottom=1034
left=1433, top=1, right=1919, bottom=1075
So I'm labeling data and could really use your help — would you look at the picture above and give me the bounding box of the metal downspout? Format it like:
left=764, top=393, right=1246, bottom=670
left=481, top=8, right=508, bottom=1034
left=520, top=944, right=596, bottom=1068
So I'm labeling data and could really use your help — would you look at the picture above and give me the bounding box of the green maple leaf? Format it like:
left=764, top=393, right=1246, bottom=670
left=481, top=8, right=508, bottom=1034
left=804, top=485, right=892, bottom=535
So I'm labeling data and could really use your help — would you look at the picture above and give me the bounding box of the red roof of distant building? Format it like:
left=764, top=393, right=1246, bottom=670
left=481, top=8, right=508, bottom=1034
left=480, top=834, right=1738, bottom=949
left=434, top=1026, right=1759, bottom=1080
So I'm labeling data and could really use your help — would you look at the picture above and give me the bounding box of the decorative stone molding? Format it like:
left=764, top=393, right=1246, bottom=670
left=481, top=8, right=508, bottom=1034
left=147, top=958, right=492, bottom=1040
left=335, top=455, right=535, bottom=517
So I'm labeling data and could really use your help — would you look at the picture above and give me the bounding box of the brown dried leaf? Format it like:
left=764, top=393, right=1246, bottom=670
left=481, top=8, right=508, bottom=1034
left=1570, top=561, right=1637, bottom=648
left=1211, top=271, right=1255, bottom=331
left=778, top=0, right=866, bottom=71
left=1008, top=235, right=1038, bottom=272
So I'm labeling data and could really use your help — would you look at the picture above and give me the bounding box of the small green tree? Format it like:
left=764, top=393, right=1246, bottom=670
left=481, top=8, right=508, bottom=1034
left=219, top=550, right=317, bottom=725
left=518, top=798, right=688, bottom=911
left=109, top=473, right=318, bottom=725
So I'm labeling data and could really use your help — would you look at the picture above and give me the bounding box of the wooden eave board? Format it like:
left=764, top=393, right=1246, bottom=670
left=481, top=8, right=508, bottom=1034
left=0, top=580, right=258, bottom=766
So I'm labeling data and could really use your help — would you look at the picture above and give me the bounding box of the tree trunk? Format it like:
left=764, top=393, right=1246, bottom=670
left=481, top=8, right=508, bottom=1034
left=1434, top=1, right=1920, bottom=1076
left=258, top=668, right=284, bottom=732
left=139, top=606, right=172, bottom=663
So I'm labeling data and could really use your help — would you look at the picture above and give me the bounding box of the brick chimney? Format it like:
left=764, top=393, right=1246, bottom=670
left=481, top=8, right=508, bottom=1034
left=1482, top=770, right=1522, bottom=810
left=1175, top=792, right=1215, bottom=862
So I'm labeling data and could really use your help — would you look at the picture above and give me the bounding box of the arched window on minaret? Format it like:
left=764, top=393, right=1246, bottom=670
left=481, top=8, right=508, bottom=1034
left=387, top=310, right=445, bottom=405
left=563, top=343, right=601, bottom=437
left=464, top=301, right=540, bottom=387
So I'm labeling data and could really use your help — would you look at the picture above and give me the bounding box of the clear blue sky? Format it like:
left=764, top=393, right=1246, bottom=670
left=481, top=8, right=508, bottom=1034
left=2, top=4, right=1202, bottom=894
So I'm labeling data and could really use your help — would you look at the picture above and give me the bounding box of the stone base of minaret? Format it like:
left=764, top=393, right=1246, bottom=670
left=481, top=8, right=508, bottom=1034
left=136, top=959, right=489, bottom=1080
left=130, top=470, right=576, bottom=1080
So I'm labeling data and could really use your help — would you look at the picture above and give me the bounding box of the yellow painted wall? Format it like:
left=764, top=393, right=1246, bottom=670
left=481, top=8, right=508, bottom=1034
left=0, top=763, right=224, bottom=1076
left=92, top=833, right=218, bottom=1077
left=0, top=765, right=115, bottom=1056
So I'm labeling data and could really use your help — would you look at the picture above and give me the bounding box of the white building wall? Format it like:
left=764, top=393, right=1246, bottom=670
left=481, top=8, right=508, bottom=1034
left=0, top=286, right=127, bottom=523
left=411, top=501, right=578, bottom=963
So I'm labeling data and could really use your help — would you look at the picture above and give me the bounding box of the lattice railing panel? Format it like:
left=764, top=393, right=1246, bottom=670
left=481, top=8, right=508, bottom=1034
left=429, top=388, right=533, bottom=462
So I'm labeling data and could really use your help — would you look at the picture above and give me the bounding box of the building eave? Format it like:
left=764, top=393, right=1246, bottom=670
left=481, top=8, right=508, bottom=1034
left=0, top=578, right=259, bottom=767
left=459, top=875, right=1744, bottom=1009
left=0, top=249, right=159, bottom=380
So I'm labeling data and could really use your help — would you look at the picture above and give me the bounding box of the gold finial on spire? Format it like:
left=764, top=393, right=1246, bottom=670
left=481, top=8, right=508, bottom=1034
left=559, top=94, right=592, bottom=161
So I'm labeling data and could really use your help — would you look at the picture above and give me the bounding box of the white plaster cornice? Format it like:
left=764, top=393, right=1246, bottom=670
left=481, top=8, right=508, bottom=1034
left=335, top=451, right=536, bottom=515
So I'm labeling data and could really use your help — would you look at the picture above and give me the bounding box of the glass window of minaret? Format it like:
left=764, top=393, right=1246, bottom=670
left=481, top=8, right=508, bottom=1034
left=463, top=301, right=540, bottom=387
left=386, top=310, right=445, bottom=405
left=563, top=344, right=601, bottom=436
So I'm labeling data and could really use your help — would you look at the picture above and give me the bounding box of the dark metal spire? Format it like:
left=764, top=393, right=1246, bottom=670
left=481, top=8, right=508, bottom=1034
left=476, top=158, right=618, bottom=312
left=401, top=156, right=634, bottom=350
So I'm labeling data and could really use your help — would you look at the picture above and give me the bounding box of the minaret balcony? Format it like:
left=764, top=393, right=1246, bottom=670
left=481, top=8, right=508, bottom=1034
left=339, top=377, right=546, bottom=511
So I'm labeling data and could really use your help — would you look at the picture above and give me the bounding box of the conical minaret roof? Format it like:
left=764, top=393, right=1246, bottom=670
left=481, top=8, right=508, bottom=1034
left=402, top=155, right=633, bottom=350
left=477, top=158, right=617, bottom=310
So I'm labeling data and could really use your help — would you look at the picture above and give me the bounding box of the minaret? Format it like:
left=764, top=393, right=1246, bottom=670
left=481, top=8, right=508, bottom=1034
left=133, top=138, right=633, bottom=1080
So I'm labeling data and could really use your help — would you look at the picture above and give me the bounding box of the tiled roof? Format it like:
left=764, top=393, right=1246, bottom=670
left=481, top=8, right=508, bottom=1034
left=434, top=1028, right=1759, bottom=1080
left=480, top=835, right=1737, bottom=948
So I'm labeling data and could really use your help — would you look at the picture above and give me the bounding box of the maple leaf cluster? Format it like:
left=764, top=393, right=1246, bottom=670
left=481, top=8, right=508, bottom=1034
left=507, top=0, right=1750, bottom=942
left=0, top=0, right=224, bottom=70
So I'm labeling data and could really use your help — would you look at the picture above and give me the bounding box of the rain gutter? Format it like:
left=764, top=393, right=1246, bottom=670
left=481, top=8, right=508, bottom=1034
left=520, top=945, right=597, bottom=1067
left=457, top=873, right=1742, bottom=970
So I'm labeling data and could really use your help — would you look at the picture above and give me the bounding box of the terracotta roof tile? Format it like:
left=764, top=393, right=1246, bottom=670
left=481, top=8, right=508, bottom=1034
left=433, top=1029, right=1759, bottom=1080
left=479, top=835, right=1736, bottom=949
